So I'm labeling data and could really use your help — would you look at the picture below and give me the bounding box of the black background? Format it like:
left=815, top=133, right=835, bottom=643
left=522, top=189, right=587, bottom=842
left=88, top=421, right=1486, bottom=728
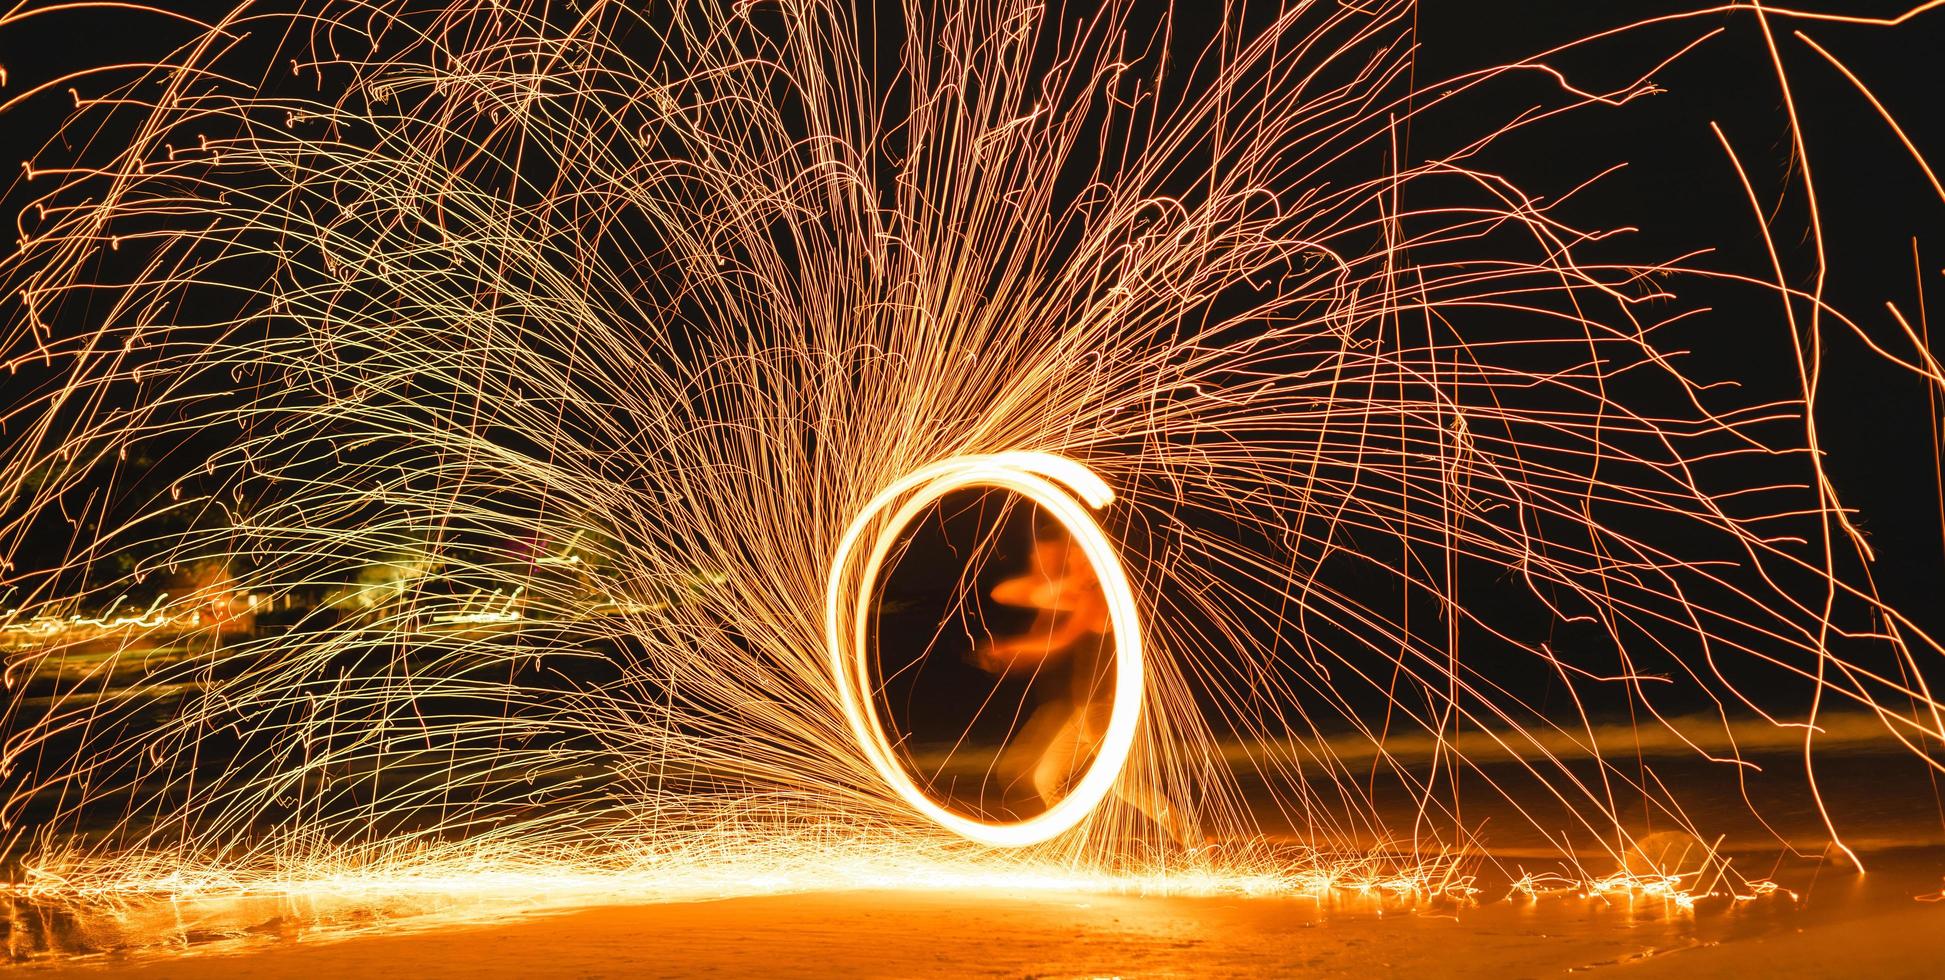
left=2, top=0, right=1940, bottom=718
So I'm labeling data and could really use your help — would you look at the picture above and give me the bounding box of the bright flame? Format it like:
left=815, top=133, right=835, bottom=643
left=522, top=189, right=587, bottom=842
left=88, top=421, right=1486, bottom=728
left=826, top=452, right=1144, bottom=846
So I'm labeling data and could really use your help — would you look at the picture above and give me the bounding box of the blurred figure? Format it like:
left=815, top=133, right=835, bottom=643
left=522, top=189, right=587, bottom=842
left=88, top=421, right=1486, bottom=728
left=970, top=522, right=1194, bottom=845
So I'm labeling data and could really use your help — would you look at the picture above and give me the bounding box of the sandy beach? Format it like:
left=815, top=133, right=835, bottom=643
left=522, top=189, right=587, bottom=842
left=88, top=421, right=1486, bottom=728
left=18, top=848, right=1945, bottom=979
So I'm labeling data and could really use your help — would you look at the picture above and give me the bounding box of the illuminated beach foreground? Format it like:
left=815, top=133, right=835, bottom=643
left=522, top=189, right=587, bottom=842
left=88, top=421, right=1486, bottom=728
left=20, top=873, right=1945, bottom=978
left=2, top=0, right=1944, bottom=973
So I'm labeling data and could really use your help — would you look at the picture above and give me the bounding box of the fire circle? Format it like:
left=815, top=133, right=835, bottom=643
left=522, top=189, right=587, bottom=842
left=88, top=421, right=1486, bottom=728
left=825, top=452, right=1145, bottom=847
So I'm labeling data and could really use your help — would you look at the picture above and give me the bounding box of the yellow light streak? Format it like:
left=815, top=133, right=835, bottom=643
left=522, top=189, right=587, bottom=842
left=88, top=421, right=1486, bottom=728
left=0, top=0, right=1937, bottom=946
left=827, top=452, right=1144, bottom=846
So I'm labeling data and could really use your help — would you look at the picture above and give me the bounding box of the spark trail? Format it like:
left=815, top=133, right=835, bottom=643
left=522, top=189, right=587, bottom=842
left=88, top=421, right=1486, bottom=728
left=0, top=0, right=1941, bottom=930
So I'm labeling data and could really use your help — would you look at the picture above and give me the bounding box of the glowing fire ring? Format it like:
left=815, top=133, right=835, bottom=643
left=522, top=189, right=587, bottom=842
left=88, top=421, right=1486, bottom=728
left=826, top=452, right=1145, bottom=847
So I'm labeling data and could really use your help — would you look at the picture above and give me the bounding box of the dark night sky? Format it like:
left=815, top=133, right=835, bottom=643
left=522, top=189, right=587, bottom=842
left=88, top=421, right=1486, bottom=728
left=1, top=2, right=1941, bottom=728
left=3, top=1, right=1937, bottom=534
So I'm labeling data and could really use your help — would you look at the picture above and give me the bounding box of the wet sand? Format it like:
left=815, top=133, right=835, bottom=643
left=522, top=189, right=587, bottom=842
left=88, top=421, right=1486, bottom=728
left=21, top=852, right=1945, bottom=979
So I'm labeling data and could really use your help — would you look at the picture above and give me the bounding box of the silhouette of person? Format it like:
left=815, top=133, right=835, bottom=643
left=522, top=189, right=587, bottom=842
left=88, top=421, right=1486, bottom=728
left=969, top=521, right=1194, bottom=845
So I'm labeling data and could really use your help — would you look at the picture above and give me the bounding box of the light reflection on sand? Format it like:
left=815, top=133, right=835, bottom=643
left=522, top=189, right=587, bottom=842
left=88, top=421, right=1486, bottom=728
left=10, top=850, right=1943, bottom=978
left=12, top=842, right=1943, bottom=973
